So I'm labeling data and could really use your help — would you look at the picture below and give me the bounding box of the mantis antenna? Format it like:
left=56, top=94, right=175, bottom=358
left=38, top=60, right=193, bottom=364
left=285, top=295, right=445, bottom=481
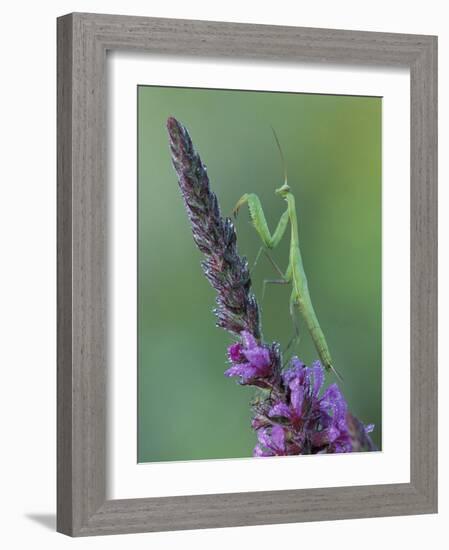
left=270, top=125, right=288, bottom=186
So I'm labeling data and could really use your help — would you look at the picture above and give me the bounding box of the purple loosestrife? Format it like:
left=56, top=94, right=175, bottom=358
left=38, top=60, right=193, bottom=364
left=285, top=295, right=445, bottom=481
left=166, top=116, right=376, bottom=456
left=224, top=330, right=281, bottom=389
left=252, top=358, right=354, bottom=455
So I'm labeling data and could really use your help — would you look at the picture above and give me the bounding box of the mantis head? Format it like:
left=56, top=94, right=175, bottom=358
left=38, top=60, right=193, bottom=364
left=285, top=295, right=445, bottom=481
left=275, top=182, right=291, bottom=198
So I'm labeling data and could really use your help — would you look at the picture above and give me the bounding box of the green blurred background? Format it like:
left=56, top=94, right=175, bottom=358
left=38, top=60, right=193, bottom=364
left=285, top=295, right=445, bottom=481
left=138, top=85, right=382, bottom=462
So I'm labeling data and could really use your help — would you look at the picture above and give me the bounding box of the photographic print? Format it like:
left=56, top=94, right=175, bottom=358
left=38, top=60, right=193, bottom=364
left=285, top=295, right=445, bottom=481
left=138, top=85, right=381, bottom=463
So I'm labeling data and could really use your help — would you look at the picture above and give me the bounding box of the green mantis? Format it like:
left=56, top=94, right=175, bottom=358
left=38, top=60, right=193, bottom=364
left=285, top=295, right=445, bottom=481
left=233, top=129, right=342, bottom=380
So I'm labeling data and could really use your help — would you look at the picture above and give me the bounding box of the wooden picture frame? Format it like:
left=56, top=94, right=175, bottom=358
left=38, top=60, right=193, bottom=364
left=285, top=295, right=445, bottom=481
left=57, top=12, right=437, bottom=536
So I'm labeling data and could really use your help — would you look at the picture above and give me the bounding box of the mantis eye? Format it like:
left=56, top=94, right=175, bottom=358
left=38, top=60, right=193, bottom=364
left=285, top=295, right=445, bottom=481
left=275, top=183, right=290, bottom=196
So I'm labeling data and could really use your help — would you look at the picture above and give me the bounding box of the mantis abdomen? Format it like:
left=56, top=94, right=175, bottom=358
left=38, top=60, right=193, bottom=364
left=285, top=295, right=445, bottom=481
left=295, top=291, right=333, bottom=371
left=290, top=251, right=333, bottom=371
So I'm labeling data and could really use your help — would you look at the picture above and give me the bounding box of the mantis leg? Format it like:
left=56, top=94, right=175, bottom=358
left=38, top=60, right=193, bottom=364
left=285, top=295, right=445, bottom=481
left=233, top=193, right=289, bottom=249
left=263, top=250, right=285, bottom=278
left=262, top=278, right=289, bottom=301
left=261, top=254, right=292, bottom=302
left=251, top=247, right=286, bottom=280
left=284, top=297, right=301, bottom=353
left=250, top=246, right=265, bottom=275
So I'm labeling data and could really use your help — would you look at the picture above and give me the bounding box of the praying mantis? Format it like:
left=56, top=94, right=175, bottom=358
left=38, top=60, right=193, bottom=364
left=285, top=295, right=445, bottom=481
left=233, top=129, right=342, bottom=381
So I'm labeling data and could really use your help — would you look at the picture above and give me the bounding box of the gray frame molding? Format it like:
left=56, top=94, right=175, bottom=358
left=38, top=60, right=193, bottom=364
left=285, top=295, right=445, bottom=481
left=57, top=12, right=437, bottom=536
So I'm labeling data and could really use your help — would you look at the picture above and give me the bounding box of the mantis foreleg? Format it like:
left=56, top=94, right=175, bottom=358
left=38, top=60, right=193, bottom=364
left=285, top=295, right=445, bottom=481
left=233, top=194, right=289, bottom=249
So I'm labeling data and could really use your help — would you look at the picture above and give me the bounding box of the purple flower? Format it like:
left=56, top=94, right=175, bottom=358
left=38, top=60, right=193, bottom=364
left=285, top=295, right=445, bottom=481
left=268, top=373, right=305, bottom=428
left=251, top=414, right=270, bottom=430
left=346, top=414, right=377, bottom=452
left=254, top=425, right=289, bottom=457
left=282, top=358, right=324, bottom=397
left=225, top=331, right=273, bottom=384
left=267, top=359, right=324, bottom=430
left=254, top=359, right=366, bottom=456
left=228, top=342, right=244, bottom=363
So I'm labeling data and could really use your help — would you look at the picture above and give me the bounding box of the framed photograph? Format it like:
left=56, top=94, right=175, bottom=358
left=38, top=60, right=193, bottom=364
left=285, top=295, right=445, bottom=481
left=57, top=12, right=437, bottom=536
